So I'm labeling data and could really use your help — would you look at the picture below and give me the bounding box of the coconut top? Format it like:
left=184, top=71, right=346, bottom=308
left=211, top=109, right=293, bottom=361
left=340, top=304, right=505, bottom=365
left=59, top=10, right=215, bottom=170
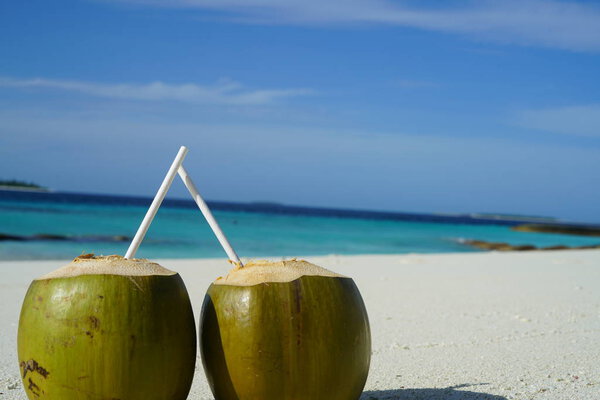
left=38, top=254, right=176, bottom=280
left=214, top=259, right=344, bottom=286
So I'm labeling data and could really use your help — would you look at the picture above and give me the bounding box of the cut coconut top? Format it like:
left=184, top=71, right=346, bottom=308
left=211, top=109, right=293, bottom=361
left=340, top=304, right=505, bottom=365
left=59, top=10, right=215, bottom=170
left=38, top=254, right=176, bottom=280
left=214, top=259, right=344, bottom=286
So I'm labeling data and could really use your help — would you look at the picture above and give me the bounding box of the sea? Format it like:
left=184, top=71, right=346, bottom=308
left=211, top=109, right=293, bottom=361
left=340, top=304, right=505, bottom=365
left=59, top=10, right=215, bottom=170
left=1, top=190, right=599, bottom=261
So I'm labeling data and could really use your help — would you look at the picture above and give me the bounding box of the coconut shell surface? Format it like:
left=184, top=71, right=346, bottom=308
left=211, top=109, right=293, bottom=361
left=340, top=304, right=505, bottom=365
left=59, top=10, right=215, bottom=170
left=17, top=256, right=197, bottom=400
left=200, top=260, right=371, bottom=400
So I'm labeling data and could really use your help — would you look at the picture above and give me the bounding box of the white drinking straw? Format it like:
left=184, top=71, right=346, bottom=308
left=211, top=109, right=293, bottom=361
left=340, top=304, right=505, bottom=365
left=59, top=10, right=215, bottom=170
left=178, top=165, right=243, bottom=267
left=125, top=146, right=189, bottom=259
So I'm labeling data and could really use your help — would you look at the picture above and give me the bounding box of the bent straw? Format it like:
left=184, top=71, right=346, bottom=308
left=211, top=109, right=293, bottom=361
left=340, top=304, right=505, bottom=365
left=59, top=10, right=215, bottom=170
left=178, top=165, right=243, bottom=267
left=125, top=146, right=189, bottom=259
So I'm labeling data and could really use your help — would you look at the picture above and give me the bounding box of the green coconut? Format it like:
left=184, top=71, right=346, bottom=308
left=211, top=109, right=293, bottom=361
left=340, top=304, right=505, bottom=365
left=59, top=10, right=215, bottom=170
left=200, top=259, right=371, bottom=400
left=17, top=254, right=196, bottom=400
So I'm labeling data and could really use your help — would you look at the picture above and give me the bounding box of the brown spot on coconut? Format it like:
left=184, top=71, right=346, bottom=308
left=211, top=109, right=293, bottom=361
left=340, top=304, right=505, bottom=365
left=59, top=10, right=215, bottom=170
left=17, top=255, right=196, bottom=400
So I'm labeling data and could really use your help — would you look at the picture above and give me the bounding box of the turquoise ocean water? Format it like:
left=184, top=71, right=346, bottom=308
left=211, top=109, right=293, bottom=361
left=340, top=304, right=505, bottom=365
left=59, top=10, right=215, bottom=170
left=1, top=190, right=598, bottom=260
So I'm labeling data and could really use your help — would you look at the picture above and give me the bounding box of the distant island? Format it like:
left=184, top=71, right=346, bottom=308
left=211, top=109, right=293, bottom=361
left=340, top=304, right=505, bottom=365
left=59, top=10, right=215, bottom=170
left=0, top=179, right=49, bottom=192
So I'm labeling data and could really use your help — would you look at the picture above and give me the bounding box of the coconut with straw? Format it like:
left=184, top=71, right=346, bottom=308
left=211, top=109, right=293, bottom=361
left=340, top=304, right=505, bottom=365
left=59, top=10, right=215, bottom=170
left=200, top=259, right=371, bottom=400
left=178, top=159, right=372, bottom=399
left=17, top=147, right=196, bottom=399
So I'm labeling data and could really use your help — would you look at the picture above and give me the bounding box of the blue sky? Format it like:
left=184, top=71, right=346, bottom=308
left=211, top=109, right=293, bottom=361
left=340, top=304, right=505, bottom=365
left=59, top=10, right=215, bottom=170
left=1, top=0, right=599, bottom=222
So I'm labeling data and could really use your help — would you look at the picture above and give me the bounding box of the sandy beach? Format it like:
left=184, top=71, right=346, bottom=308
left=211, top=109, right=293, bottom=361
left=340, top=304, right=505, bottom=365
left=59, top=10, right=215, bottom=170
left=1, top=250, right=599, bottom=400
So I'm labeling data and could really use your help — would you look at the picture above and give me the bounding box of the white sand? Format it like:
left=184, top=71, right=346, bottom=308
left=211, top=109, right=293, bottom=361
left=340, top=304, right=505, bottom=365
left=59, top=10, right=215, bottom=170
left=1, top=250, right=599, bottom=399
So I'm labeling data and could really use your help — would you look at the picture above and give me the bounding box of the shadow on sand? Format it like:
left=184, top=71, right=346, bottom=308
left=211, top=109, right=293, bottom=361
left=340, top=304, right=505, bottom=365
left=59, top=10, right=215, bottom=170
left=362, top=383, right=508, bottom=400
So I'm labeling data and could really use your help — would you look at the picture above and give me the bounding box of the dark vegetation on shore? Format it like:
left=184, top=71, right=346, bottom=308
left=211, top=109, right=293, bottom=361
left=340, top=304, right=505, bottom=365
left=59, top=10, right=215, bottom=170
left=462, top=223, right=600, bottom=252
left=512, top=224, right=600, bottom=237
left=0, top=179, right=46, bottom=190
left=463, top=239, right=600, bottom=252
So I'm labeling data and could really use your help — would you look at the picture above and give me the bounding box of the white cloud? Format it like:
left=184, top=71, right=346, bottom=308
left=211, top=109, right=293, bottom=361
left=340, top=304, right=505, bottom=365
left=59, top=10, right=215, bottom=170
left=0, top=77, right=313, bottom=105
left=101, top=0, right=600, bottom=52
left=517, top=104, right=600, bottom=138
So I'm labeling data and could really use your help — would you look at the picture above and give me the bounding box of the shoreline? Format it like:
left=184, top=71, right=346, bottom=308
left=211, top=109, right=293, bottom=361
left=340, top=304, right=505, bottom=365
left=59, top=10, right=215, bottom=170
left=1, top=250, right=599, bottom=399
left=2, top=245, right=600, bottom=262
